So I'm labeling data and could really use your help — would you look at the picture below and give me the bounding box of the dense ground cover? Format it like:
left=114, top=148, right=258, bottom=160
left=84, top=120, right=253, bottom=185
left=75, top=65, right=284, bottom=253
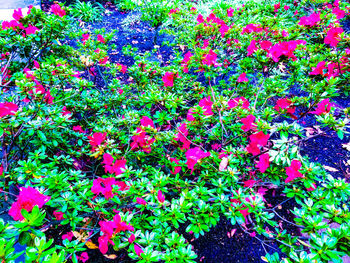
left=0, top=0, right=350, bottom=262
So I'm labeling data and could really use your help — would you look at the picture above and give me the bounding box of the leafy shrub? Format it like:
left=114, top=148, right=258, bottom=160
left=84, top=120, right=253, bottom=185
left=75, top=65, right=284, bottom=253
left=0, top=0, right=349, bottom=263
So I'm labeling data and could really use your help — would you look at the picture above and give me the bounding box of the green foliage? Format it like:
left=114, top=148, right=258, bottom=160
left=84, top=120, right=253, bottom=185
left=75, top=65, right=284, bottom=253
left=71, top=0, right=105, bottom=22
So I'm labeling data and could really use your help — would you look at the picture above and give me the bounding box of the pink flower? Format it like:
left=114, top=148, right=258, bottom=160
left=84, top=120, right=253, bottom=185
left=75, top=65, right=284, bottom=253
left=310, top=98, right=332, bottom=115
left=202, top=49, right=218, bottom=67
left=8, top=187, right=51, bottom=221
left=241, top=115, right=257, bottom=132
left=13, top=8, right=23, bottom=21
left=102, top=153, right=127, bottom=175
left=306, top=183, right=317, bottom=191
left=247, top=131, right=269, bottom=156
left=62, top=232, right=74, bottom=241
left=51, top=4, right=66, bottom=17
left=310, top=61, right=326, bottom=75
left=140, top=116, right=155, bottom=128
left=97, top=34, right=105, bottom=43
left=134, top=244, right=144, bottom=257
left=228, top=97, right=250, bottom=110
left=0, top=165, right=3, bottom=176
left=181, top=52, right=193, bottom=73
left=157, top=190, right=165, bottom=203
left=169, top=8, right=179, bottom=15
left=25, top=25, right=39, bottom=35
left=298, top=13, right=320, bottom=27
left=130, top=127, right=155, bottom=153
left=185, top=147, right=211, bottom=174
left=274, top=98, right=295, bottom=114
left=332, top=7, right=345, bottom=19
left=170, top=158, right=181, bottom=174
left=227, top=7, right=234, bottom=17
left=247, top=40, right=258, bottom=56
left=91, top=177, right=128, bottom=199
left=284, top=5, right=290, bottom=10
left=274, top=2, right=280, bottom=12
left=268, top=40, right=306, bottom=62
left=0, top=102, right=18, bottom=117
left=260, top=41, right=272, bottom=51
left=128, top=234, right=136, bottom=243
left=162, top=72, right=175, bottom=87
left=241, top=24, right=263, bottom=34
left=237, top=73, right=249, bottom=83
left=82, top=34, right=90, bottom=42
left=199, top=96, right=213, bottom=116
left=136, top=197, right=147, bottom=205
left=88, top=132, right=107, bottom=148
left=257, top=153, right=270, bottom=173
left=99, top=57, right=109, bottom=65
left=324, top=27, right=343, bottom=47
left=53, top=210, right=64, bottom=221
left=174, top=123, right=191, bottom=150
left=285, top=160, right=303, bottom=183
left=34, top=60, right=40, bottom=69
left=73, top=126, right=85, bottom=133
left=78, top=252, right=89, bottom=263
left=197, top=14, right=204, bottom=24
left=62, top=106, right=71, bottom=116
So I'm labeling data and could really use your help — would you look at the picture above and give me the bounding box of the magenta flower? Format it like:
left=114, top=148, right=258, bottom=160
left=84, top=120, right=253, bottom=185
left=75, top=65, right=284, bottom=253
left=97, top=34, right=106, bottom=43
left=274, top=98, right=295, bottom=114
left=199, top=96, right=214, bottom=116
left=91, top=177, right=128, bottom=200
left=202, top=49, right=218, bottom=67
left=237, top=73, right=249, bottom=83
left=298, top=13, right=320, bottom=27
left=285, top=160, right=303, bottom=183
left=247, top=40, right=258, bottom=56
left=53, top=210, right=64, bottom=221
left=51, top=4, right=66, bottom=17
left=257, top=153, right=270, bottom=173
left=162, top=72, right=175, bottom=87
left=128, top=234, right=136, bottom=243
left=228, top=97, right=250, bottom=110
left=157, top=190, right=165, bottom=203
left=134, top=244, right=144, bottom=257
left=240, top=115, right=256, bottom=132
left=140, top=116, right=155, bottom=128
left=88, top=132, right=107, bottom=148
left=174, top=123, right=191, bottom=150
left=310, top=99, right=332, bottom=115
left=62, top=232, right=74, bottom=241
left=136, top=197, right=147, bottom=205
left=25, top=25, right=39, bottom=35
left=9, top=187, right=51, bottom=221
left=309, top=61, right=326, bottom=76
left=78, top=252, right=89, bottom=263
left=169, top=158, right=182, bottom=175
left=102, top=153, right=127, bottom=175
left=185, top=147, right=211, bottom=174
left=324, top=27, right=343, bottom=47
left=13, top=8, right=23, bottom=21
left=0, top=102, right=18, bottom=117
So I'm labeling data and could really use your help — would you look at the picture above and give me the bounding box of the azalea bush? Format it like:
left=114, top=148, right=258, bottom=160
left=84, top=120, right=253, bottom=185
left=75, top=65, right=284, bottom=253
left=0, top=0, right=350, bottom=263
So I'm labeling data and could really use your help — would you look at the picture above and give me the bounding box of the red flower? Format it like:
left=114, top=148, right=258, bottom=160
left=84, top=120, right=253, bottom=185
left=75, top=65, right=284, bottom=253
left=73, top=126, right=85, bottom=133
left=228, top=97, right=250, bottom=110
left=268, top=40, right=306, bottom=62
left=157, top=190, right=165, bottom=203
left=185, top=147, right=211, bottom=174
left=332, top=7, right=345, bottom=19
left=128, top=234, right=136, bottom=244
left=0, top=165, right=3, bottom=176
left=99, top=57, right=109, bottom=65
left=324, top=27, right=343, bottom=47
left=51, top=4, right=66, bottom=17
left=131, top=127, right=155, bottom=153
left=62, top=232, right=74, bottom=241
left=82, top=34, right=90, bottom=43
left=274, top=98, right=295, bottom=114
left=13, top=8, right=23, bottom=21
left=310, top=98, right=332, bottom=115
left=162, top=72, right=175, bottom=87
left=260, top=40, right=272, bottom=51
left=237, top=72, right=249, bottom=83
left=88, top=132, right=107, bottom=148
left=309, top=61, right=326, bottom=75
left=140, top=116, right=155, bottom=128
left=8, top=187, right=51, bottom=221
left=78, top=252, right=89, bottom=263
left=0, top=102, right=18, bottom=117
left=285, top=160, right=303, bottom=183
left=247, top=131, right=269, bottom=156
left=257, top=153, right=270, bottom=173
left=241, top=115, right=257, bottom=132
left=298, top=13, right=320, bottom=27
left=97, top=34, right=106, bottom=43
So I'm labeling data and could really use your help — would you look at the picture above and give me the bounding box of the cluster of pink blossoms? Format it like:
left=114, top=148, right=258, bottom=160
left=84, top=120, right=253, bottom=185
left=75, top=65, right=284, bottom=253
left=91, top=177, right=129, bottom=200
left=131, top=116, right=156, bottom=153
left=9, top=187, right=50, bottom=221
left=0, top=102, right=18, bottom=117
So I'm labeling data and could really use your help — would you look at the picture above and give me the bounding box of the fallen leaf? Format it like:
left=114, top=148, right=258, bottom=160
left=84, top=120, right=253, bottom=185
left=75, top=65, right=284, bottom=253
left=342, top=142, right=350, bottom=151
left=323, top=165, right=339, bottom=172
left=305, top=127, right=314, bottom=137
left=104, top=254, right=117, bottom=259
left=86, top=241, right=98, bottom=249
